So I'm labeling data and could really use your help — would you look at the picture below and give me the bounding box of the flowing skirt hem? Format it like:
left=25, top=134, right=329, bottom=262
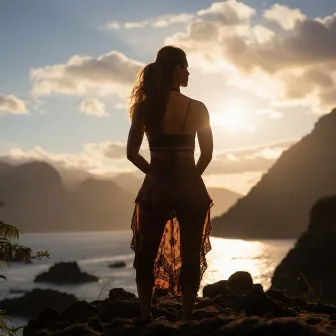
left=130, top=200, right=213, bottom=297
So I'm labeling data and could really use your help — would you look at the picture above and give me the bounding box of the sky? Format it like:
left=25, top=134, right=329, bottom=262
left=1, top=0, right=336, bottom=194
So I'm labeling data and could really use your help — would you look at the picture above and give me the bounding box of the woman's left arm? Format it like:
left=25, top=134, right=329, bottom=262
left=126, top=117, right=150, bottom=174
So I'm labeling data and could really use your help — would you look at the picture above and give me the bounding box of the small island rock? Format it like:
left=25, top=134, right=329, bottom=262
left=34, top=261, right=99, bottom=284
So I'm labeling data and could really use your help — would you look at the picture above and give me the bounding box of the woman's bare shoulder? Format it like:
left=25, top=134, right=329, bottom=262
left=182, top=96, right=209, bottom=130
left=182, top=95, right=208, bottom=112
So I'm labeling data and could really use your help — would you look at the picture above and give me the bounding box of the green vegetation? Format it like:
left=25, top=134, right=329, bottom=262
left=0, top=201, right=50, bottom=335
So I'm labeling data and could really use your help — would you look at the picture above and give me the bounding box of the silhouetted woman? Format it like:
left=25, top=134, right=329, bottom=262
left=127, top=45, right=213, bottom=322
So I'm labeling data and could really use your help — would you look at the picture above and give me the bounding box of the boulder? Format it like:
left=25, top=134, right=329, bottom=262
left=34, top=261, right=99, bottom=284
left=203, top=271, right=263, bottom=298
left=61, top=301, right=97, bottom=322
left=97, top=298, right=141, bottom=322
left=228, top=271, right=254, bottom=293
left=24, top=307, right=62, bottom=335
left=203, top=280, right=229, bottom=298
left=108, top=288, right=137, bottom=301
left=0, top=289, right=77, bottom=318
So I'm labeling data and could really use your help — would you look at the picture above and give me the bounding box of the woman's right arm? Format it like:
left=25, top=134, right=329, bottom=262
left=126, top=114, right=150, bottom=175
left=196, top=102, right=213, bottom=175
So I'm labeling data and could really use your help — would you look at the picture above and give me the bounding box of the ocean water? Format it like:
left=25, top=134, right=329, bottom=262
left=0, top=231, right=294, bottom=331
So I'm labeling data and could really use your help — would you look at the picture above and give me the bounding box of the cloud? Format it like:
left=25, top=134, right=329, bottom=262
left=100, top=142, right=128, bottom=159
left=114, top=102, right=127, bottom=110
left=255, top=108, right=283, bottom=119
left=5, top=137, right=297, bottom=179
left=7, top=141, right=283, bottom=195
left=264, top=4, right=306, bottom=30
left=6, top=141, right=134, bottom=175
left=106, top=13, right=194, bottom=30
left=0, top=94, right=29, bottom=116
left=252, top=25, right=275, bottom=43
left=153, top=13, right=194, bottom=28
left=30, top=51, right=143, bottom=97
left=79, top=99, right=109, bottom=117
left=166, top=1, right=336, bottom=113
left=317, top=13, right=336, bottom=27
left=197, top=0, right=256, bottom=25
left=106, top=21, right=121, bottom=29
left=8, top=145, right=97, bottom=173
left=207, top=139, right=298, bottom=174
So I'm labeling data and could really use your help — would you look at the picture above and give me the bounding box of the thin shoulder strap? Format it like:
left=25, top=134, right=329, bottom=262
left=180, top=98, right=192, bottom=134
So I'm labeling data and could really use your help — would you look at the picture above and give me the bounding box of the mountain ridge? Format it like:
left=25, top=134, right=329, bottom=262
left=0, top=159, right=241, bottom=232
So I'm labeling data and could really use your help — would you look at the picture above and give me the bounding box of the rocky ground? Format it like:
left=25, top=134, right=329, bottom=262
left=20, top=271, right=336, bottom=336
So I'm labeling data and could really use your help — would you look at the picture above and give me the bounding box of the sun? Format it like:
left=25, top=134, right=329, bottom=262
left=211, top=99, right=255, bottom=132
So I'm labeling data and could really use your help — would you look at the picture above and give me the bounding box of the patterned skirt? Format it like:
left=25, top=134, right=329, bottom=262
left=130, top=154, right=213, bottom=296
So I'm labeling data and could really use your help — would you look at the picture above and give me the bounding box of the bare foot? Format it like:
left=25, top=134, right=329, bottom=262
left=154, top=316, right=168, bottom=322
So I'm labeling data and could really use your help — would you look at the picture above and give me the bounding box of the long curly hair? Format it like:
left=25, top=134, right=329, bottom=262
left=129, top=45, right=187, bottom=137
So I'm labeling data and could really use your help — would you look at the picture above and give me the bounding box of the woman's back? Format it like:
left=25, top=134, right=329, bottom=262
left=162, top=92, right=197, bottom=135
left=148, top=92, right=205, bottom=153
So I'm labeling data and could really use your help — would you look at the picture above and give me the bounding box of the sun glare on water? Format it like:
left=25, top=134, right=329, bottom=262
left=200, top=237, right=293, bottom=293
left=211, top=99, right=255, bottom=132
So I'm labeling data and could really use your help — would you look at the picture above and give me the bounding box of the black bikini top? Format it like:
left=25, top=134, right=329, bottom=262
left=149, top=134, right=195, bottom=149
left=149, top=98, right=195, bottom=150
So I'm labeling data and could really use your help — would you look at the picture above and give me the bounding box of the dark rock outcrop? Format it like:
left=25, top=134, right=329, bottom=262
left=23, top=272, right=336, bottom=335
left=271, top=195, right=336, bottom=304
left=9, top=288, right=28, bottom=294
left=34, top=261, right=99, bottom=284
left=212, top=108, right=336, bottom=239
left=0, top=289, right=77, bottom=317
left=108, top=261, right=126, bottom=268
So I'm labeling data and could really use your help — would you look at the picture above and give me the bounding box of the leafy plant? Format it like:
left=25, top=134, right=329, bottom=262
left=299, top=271, right=323, bottom=303
left=0, top=201, right=50, bottom=335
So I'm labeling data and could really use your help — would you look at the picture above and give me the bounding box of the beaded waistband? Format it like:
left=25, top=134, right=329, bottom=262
left=150, top=149, right=194, bottom=159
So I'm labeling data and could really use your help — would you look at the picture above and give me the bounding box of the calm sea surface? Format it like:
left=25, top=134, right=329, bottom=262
left=0, top=231, right=294, bottom=331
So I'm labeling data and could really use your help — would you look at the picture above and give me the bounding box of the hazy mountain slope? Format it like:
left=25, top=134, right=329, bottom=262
left=212, top=108, right=336, bottom=239
left=208, top=187, right=241, bottom=218
left=67, top=178, right=134, bottom=231
left=0, top=161, right=134, bottom=232
left=113, top=173, right=144, bottom=196
left=0, top=162, right=13, bottom=177
left=0, top=161, right=68, bottom=232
